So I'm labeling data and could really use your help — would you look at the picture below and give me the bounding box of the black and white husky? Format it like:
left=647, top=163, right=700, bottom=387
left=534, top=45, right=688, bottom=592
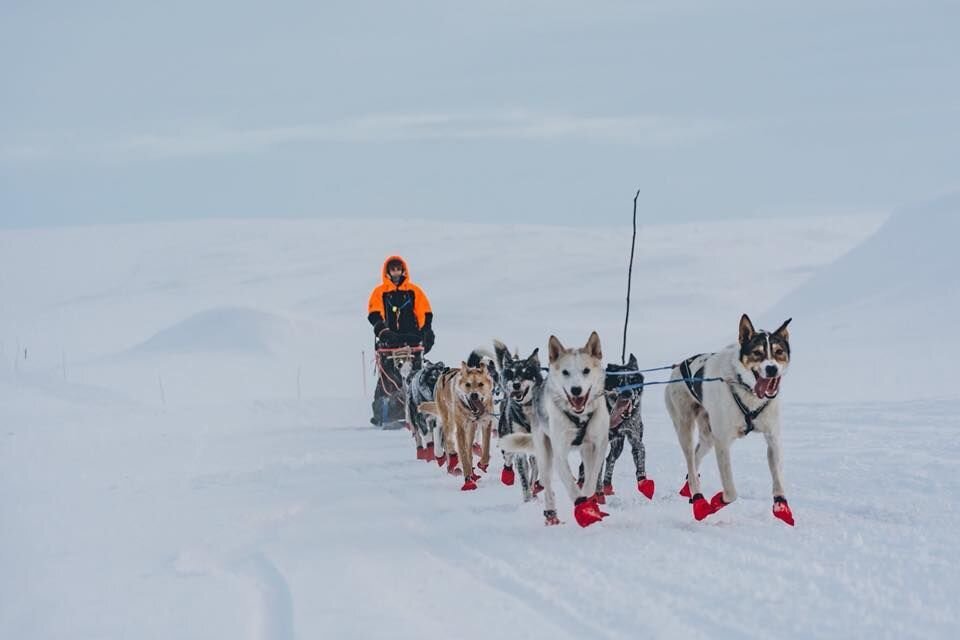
left=664, top=314, right=795, bottom=526
left=501, top=333, right=611, bottom=528
left=405, top=359, right=447, bottom=462
left=602, top=355, right=655, bottom=500
left=492, top=340, right=543, bottom=502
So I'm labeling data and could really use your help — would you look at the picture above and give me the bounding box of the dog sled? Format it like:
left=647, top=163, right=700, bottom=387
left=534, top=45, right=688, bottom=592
left=372, top=343, right=424, bottom=430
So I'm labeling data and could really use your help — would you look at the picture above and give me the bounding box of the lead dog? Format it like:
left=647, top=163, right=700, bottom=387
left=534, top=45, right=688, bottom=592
left=664, top=314, right=795, bottom=526
left=501, top=332, right=610, bottom=527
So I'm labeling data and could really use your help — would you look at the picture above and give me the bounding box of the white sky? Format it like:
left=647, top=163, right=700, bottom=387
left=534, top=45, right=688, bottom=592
left=2, top=0, right=958, bottom=228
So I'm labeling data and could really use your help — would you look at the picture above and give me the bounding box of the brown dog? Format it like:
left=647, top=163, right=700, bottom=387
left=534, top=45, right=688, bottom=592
left=420, top=355, right=495, bottom=491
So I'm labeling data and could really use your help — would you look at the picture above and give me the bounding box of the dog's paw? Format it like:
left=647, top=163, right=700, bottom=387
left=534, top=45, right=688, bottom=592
left=709, top=491, right=729, bottom=513
left=532, top=481, right=544, bottom=496
left=500, top=466, right=515, bottom=486
left=446, top=454, right=460, bottom=475
left=544, top=510, right=561, bottom=526
left=773, top=497, right=795, bottom=526
left=691, top=493, right=715, bottom=521
left=594, top=491, right=606, bottom=505
left=436, top=454, right=447, bottom=468
left=461, top=478, right=478, bottom=491
left=423, top=443, right=436, bottom=462
left=573, top=498, right=609, bottom=528
left=472, top=443, right=482, bottom=456
left=477, top=461, right=489, bottom=473
left=416, top=447, right=426, bottom=461
left=602, top=483, right=615, bottom=496
left=679, top=480, right=691, bottom=498
left=638, top=478, right=655, bottom=500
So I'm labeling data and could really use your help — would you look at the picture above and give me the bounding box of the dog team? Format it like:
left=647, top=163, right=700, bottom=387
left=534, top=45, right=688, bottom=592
left=406, top=315, right=795, bottom=529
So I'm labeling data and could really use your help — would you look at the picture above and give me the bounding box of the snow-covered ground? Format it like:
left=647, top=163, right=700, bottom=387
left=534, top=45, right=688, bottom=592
left=2, top=211, right=958, bottom=639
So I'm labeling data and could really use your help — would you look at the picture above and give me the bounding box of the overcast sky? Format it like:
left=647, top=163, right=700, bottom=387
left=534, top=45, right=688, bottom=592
left=2, top=0, right=958, bottom=228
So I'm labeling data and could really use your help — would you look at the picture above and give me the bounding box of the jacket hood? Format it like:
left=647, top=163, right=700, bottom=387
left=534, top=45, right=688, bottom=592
left=381, top=255, right=410, bottom=286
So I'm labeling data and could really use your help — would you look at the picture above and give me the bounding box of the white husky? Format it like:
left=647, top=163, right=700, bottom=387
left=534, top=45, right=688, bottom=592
left=665, top=314, right=795, bottom=526
left=501, top=332, right=610, bottom=527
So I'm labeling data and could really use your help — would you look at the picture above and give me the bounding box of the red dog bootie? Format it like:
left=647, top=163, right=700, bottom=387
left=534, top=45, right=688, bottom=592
left=416, top=446, right=426, bottom=460
left=532, top=481, right=545, bottom=496
left=773, top=496, right=795, bottom=526
left=638, top=478, right=655, bottom=500
left=709, top=491, right=729, bottom=513
left=679, top=480, right=691, bottom=498
left=500, top=466, right=515, bottom=486
left=691, top=493, right=714, bottom=521
left=594, top=492, right=606, bottom=505
left=472, top=443, right=482, bottom=456
left=423, top=443, right=436, bottom=462
left=573, top=497, right=609, bottom=528
left=477, top=461, right=489, bottom=473
left=447, top=453, right=461, bottom=475
left=461, top=478, right=478, bottom=491
left=602, top=483, right=615, bottom=496
left=544, top=510, right=561, bottom=526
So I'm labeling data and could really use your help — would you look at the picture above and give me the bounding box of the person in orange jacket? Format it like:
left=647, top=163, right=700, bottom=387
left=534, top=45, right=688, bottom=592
left=367, top=255, right=435, bottom=426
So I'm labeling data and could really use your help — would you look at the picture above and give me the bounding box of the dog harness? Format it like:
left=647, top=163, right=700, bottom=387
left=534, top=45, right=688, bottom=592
left=680, top=354, right=768, bottom=436
left=508, top=401, right=532, bottom=433
left=729, top=388, right=769, bottom=435
left=679, top=355, right=707, bottom=404
left=563, top=411, right=594, bottom=446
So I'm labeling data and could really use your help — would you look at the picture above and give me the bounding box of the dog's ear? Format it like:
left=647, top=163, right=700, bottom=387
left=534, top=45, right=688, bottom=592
left=548, top=336, right=565, bottom=363
left=493, top=339, right=510, bottom=372
left=460, top=361, right=469, bottom=372
left=585, top=331, right=602, bottom=360
left=527, top=348, right=540, bottom=367
left=774, top=318, right=792, bottom=340
left=628, top=353, right=638, bottom=368
left=738, top=314, right=756, bottom=345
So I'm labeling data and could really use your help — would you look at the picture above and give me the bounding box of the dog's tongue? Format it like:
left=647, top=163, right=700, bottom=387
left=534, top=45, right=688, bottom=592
left=570, top=394, right=588, bottom=413
left=754, top=376, right=781, bottom=399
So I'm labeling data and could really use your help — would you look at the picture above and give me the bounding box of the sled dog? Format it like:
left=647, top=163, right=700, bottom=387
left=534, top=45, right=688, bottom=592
left=405, top=359, right=447, bottom=462
left=664, top=314, right=795, bottom=526
left=492, top=340, right=543, bottom=501
left=500, top=333, right=610, bottom=527
left=420, top=351, right=495, bottom=490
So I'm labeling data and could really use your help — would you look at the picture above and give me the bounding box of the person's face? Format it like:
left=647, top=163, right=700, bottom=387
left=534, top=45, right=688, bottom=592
left=388, top=265, right=404, bottom=281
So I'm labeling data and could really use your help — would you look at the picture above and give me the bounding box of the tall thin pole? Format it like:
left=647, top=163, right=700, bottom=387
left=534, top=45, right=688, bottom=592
left=621, top=189, right=640, bottom=365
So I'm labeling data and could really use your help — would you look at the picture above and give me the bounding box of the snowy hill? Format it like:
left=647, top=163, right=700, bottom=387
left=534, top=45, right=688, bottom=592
left=769, top=192, right=960, bottom=401
left=2, top=214, right=958, bottom=639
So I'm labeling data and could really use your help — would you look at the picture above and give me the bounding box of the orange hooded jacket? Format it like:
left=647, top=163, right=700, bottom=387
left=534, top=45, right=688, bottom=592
left=367, top=255, right=432, bottom=336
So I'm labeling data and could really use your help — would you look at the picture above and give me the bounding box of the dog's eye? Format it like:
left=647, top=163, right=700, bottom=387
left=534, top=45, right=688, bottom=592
left=465, top=383, right=472, bottom=389
left=774, top=348, right=784, bottom=356
left=752, top=350, right=764, bottom=358
left=582, top=368, right=590, bottom=375
left=562, top=369, right=570, bottom=377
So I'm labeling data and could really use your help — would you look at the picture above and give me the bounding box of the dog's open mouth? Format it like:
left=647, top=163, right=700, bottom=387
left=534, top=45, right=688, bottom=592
left=565, top=388, right=591, bottom=413
left=752, top=373, right=781, bottom=399
left=468, top=396, right=486, bottom=415
left=510, top=387, right=529, bottom=402
left=609, top=396, right=632, bottom=428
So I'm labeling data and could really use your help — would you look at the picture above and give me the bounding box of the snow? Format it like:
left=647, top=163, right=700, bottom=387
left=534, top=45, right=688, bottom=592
left=2, top=212, right=957, bottom=639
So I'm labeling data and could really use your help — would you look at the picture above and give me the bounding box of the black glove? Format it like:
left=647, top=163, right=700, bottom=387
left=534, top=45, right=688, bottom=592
left=377, top=328, right=399, bottom=346
left=422, top=327, right=435, bottom=353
